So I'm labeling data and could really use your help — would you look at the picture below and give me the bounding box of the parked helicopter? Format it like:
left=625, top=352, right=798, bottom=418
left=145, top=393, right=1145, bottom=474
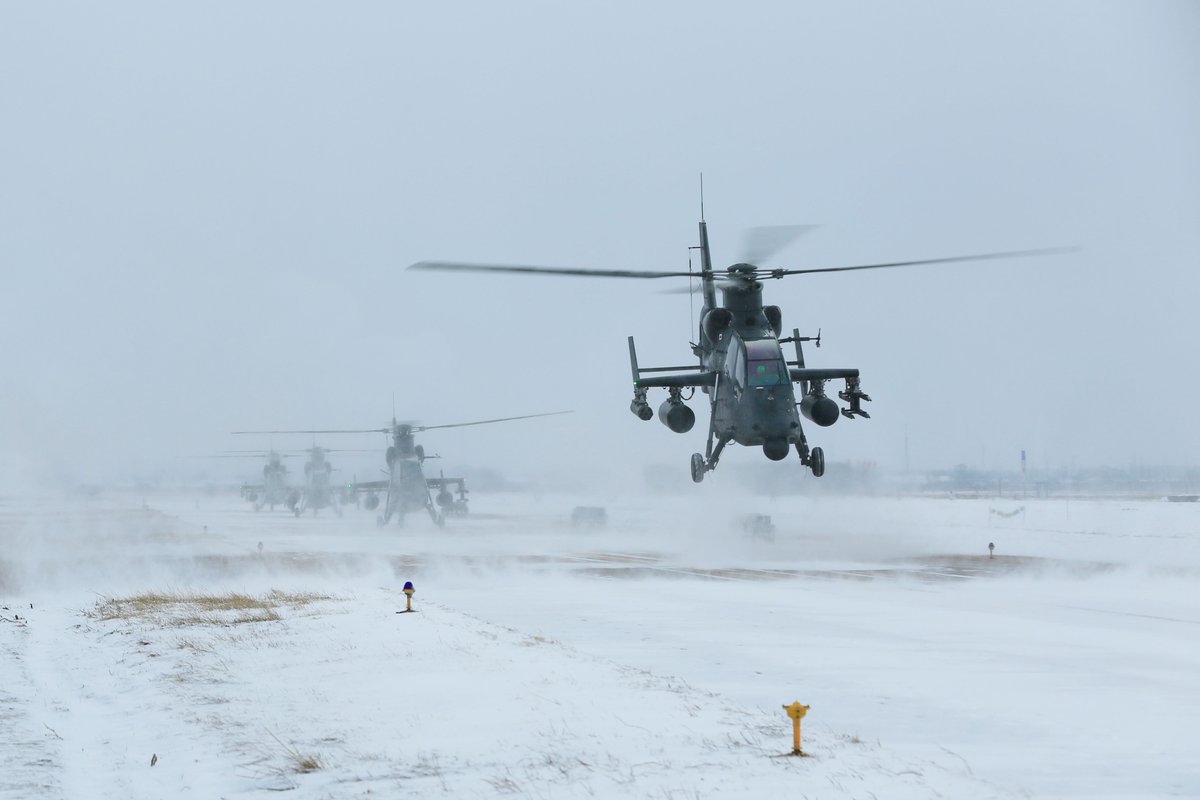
left=411, top=216, right=1068, bottom=482
left=237, top=411, right=570, bottom=526
left=222, top=450, right=300, bottom=511
left=225, top=444, right=371, bottom=515
left=290, top=446, right=354, bottom=517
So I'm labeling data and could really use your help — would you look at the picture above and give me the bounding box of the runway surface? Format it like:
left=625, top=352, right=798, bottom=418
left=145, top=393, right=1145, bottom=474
left=2, top=491, right=1197, bottom=798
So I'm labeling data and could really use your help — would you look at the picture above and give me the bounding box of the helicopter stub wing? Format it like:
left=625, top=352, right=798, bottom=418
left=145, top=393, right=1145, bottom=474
left=788, top=367, right=860, bottom=382
left=635, top=371, right=717, bottom=389
left=346, top=480, right=389, bottom=492
left=425, top=476, right=464, bottom=489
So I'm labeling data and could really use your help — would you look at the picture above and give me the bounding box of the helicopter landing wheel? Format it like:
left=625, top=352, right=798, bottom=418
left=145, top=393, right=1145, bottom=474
left=810, top=447, right=825, bottom=478
left=690, top=453, right=706, bottom=483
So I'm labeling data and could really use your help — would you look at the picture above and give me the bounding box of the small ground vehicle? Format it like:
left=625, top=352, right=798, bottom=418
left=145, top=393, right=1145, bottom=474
left=571, top=506, right=608, bottom=529
left=740, top=513, right=775, bottom=540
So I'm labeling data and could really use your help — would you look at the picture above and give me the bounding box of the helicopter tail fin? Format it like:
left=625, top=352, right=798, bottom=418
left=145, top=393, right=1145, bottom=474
left=790, top=328, right=809, bottom=396
left=697, top=219, right=717, bottom=311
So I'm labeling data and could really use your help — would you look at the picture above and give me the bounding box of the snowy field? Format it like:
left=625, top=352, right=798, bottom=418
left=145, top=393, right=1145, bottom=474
left=2, top=489, right=1198, bottom=799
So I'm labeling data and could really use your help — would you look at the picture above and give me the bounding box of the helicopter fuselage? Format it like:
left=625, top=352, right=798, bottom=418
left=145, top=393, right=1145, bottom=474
left=710, top=339, right=803, bottom=457
left=628, top=247, right=867, bottom=482
left=241, top=454, right=298, bottom=511
left=263, top=462, right=290, bottom=502
left=360, top=426, right=450, bottom=526
left=705, top=274, right=804, bottom=459
left=300, top=451, right=336, bottom=513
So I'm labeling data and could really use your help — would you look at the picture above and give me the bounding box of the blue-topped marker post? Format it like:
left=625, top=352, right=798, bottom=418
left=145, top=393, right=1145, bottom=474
left=398, top=581, right=416, bottom=613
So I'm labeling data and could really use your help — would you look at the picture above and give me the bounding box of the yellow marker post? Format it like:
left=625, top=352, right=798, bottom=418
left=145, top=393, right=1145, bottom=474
left=782, top=702, right=809, bottom=755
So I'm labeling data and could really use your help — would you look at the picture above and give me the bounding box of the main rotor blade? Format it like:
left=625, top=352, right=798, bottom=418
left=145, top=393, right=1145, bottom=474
left=418, top=410, right=573, bottom=432
left=767, top=246, right=1077, bottom=278
left=661, top=277, right=748, bottom=295
left=410, top=261, right=693, bottom=279
left=195, top=453, right=297, bottom=459
left=740, top=225, right=819, bottom=266
left=232, top=429, right=388, bottom=435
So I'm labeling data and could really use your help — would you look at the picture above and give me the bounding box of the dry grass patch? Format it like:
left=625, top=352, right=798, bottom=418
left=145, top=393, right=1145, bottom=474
left=93, top=589, right=334, bottom=627
left=264, top=589, right=333, bottom=606
left=290, top=752, right=323, bottom=774
left=242, top=732, right=327, bottom=786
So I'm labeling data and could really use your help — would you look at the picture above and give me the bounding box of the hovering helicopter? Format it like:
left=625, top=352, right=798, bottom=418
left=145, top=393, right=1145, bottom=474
left=411, top=214, right=1069, bottom=482
left=237, top=411, right=570, bottom=526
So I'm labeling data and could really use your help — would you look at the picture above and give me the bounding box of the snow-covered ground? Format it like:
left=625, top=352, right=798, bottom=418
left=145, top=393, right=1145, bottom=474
left=2, top=491, right=1197, bottom=798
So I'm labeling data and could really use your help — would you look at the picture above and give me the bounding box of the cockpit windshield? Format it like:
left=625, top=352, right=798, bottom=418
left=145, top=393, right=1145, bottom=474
left=744, top=340, right=787, bottom=387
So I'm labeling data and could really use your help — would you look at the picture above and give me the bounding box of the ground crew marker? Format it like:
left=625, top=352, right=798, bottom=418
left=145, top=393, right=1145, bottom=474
left=397, top=581, right=416, bottom=613
left=782, top=701, right=809, bottom=755
left=988, top=542, right=995, bottom=558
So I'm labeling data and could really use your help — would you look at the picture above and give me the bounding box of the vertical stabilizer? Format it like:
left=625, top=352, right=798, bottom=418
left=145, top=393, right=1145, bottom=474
left=698, top=220, right=717, bottom=311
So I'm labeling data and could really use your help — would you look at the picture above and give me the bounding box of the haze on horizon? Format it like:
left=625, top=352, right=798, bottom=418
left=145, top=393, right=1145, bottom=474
left=2, top=1, right=1197, bottom=490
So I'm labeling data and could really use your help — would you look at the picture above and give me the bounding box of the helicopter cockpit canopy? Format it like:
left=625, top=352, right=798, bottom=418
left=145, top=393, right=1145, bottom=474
left=743, top=339, right=788, bottom=387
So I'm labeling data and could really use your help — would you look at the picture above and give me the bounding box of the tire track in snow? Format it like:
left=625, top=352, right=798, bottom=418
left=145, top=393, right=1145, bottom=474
left=0, top=610, right=64, bottom=800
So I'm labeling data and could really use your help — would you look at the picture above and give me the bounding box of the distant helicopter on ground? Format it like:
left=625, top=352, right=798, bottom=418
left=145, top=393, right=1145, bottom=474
left=222, top=450, right=300, bottom=511
left=229, top=439, right=376, bottom=517
left=412, top=213, right=1068, bottom=482
left=237, top=411, right=570, bottom=526
left=291, top=446, right=351, bottom=517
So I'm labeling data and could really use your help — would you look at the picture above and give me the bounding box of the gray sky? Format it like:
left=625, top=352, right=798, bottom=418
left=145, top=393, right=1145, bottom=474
left=2, top=1, right=1197, bottom=488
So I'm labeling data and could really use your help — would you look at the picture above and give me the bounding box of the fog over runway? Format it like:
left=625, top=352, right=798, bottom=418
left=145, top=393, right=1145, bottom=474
left=2, top=490, right=1197, bottom=798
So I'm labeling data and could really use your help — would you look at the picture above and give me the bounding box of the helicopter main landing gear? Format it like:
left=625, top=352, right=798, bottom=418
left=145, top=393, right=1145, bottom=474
left=809, top=447, right=825, bottom=477
left=690, top=433, right=730, bottom=483
left=794, top=428, right=825, bottom=477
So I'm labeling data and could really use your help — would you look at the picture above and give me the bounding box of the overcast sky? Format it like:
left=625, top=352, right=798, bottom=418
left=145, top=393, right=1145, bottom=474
left=1, top=1, right=1197, bottom=489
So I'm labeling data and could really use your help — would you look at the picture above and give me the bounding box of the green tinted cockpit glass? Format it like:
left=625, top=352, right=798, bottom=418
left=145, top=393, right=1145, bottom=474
left=748, top=359, right=786, bottom=386
left=744, top=340, right=787, bottom=387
